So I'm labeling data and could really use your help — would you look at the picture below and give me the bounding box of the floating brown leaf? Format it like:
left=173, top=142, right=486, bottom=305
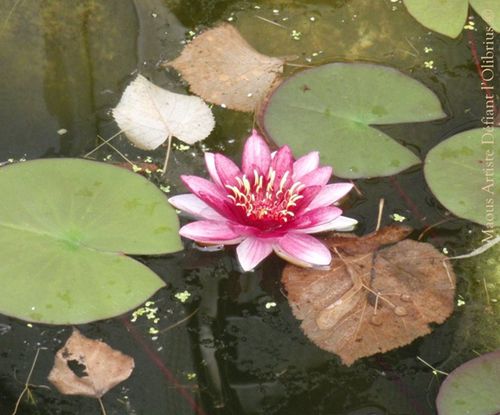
left=166, top=24, right=284, bottom=112
left=282, top=226, right=456, bottom=366
left=48, top=329, right=134, bottom=398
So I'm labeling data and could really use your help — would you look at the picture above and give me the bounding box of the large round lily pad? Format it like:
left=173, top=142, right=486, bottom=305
left=436, top=350, right=500, bottom=415
left=424, top=128, right=500, bottom=226
left=0, top=159, right=182, bottom=324
left=261, top=63, right=446, bottom=179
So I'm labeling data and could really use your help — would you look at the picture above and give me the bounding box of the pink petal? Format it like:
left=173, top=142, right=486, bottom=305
left=274, top=233, right=331, bottom=267
left=293, top=185, right=322, bottom=213
left=168, top=194, right=225, bottom=220
left=181, top=175, right=235, bottom=219
left=241, top=130, right=271, bottom=176
left=236, top=237, right=274, bottom=271
left=292, top=152, right=319, bottom=181
left=307, top=183, right=354, bottom=210
left=270, top=145, right=293, bottom=188
left=204, top=153, right=223, bottom=187
left=179, top=220, right=244, bottom=244
left=299, top=166, right=332, bottom=187
left=292, top=206, right=342, bottom=230
left=214, top=154, right=243, bottom=188
left=297, top=215, right=358, bottom=234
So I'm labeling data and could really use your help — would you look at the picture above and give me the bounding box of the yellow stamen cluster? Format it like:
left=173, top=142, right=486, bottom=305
left=226, top=168, right=304, bottom=225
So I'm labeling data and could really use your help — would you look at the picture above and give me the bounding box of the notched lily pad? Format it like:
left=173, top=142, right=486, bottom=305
left=48, top=329, right=134, bottom=398
left=0, top=159, right=182, bottom=324
left=436, top=349, right=500, bottom=415
left=403, top=0, right=468, bottom=38
left=404, top=0, right=500, bottom=38
left=282, top=226, right=456, bottom=365
left=261, top=63, right=446, bottom=179
left=165, top=24, right=285, bottom=112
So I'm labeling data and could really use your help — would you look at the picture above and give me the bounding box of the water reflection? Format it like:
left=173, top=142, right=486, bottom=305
left=0, top=0, right=188, bottom=160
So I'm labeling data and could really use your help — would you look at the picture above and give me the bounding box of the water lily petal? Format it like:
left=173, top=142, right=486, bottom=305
left=299, top=166, right=332, bottom=187
left=292, top=206, right=342, bottom=230
left=297, top=215, right=358, bottom=234
left=293, top=185, right=322, bottom=213
left=242, top=130, right=271, bottom=176
left=270, top=145, right=293, bottom=188
left=274, top=233, right=331, bottom=267
left=214, top=154, right=243, bottom=188
left=236, top=237, right=274, bottom=271
left=307, top=183, right=354, bottom=210
left=180, top=220, right=244, bottom=244
left=292, top=151, right=319, bottom=181
left=204, top=153, right=223, bottom=187
left=181, top=175, right=235, bottom=218
left=168, top=194, right=225, bottom=220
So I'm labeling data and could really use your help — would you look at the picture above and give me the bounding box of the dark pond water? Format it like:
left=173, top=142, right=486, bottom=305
left=0, top=0, right=498, bottom=414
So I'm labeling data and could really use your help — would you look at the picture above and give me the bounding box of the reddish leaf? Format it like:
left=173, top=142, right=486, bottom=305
left=48, top=329, right=134, bottom=398
left=282, top=226, right=456, bottom=365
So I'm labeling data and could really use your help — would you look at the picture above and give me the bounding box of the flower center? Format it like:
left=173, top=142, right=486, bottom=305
left=226, top=168, right=304, bottom=227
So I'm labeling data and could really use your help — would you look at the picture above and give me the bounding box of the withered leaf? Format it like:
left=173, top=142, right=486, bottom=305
left=113, top=75, right=214, bottom=150
left=282, top=226, right=456, bottom=366
left=48, top=329, right=135, bottom=398
left=166, top=24, right=284, bottom=112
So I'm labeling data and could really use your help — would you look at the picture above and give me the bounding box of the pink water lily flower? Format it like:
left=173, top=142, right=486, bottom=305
left=169, top=130, right=357, bottom=271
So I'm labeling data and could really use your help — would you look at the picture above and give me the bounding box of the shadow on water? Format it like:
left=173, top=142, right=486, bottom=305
left=0, top=0, right=498, bottom=414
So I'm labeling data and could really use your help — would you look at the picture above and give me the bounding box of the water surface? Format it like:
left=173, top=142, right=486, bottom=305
left=0, top=1, right=497, bottom=414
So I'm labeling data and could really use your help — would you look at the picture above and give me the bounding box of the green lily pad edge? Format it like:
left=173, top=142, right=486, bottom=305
left=404, top=0, right=500, bottom=38
left=436, top=349, right=500, bottom=415
left=424, top=128, right=500, bottom=227
left=0, top=158, right=182, bottom=325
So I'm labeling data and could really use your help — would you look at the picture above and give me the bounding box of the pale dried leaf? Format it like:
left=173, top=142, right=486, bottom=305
left=113, top=75, right=215, bottom=149
left=48, top=329, right=135, bottom=398
left=282, top=227, right=456, bottom=366
left=166, top=24, right=284, bottom=112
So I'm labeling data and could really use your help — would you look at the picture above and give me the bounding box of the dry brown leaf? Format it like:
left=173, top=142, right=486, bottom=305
left=48, top=329, right=134, bottom=398
left=166, top=24, right=284, bottom=112
left=282, top=226, right=456, bottom=366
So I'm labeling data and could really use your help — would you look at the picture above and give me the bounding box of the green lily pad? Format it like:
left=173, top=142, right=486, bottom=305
left=424, top=128, right=500, bottom=226
left=404, top=0, right=500, bottom=38
left=403, top=0, right=468, bottom=38
left=436, top=350, right=500, bottom=415
left=470, top=0, right=500, bottom=32
left=261, top=63, right=446, bottom=179
left=0, top=159, right=182, bottom=324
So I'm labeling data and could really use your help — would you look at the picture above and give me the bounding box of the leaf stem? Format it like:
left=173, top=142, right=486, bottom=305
left=162, top=134, right=173, bottom=175
left=416, top=356, right=448, bottom=376
left=84, top=130, right=123, bottom=158
left=98, top=397, right=108, bottom=415
left=97, top=135, right=135, bottom=167
left=159, top=307, right=199, bottom=333
left=375, top=198, right=384, bottom=232
left=448, top=235, right=500, bottom=260
left=11, top=347, right=44, bottom=415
